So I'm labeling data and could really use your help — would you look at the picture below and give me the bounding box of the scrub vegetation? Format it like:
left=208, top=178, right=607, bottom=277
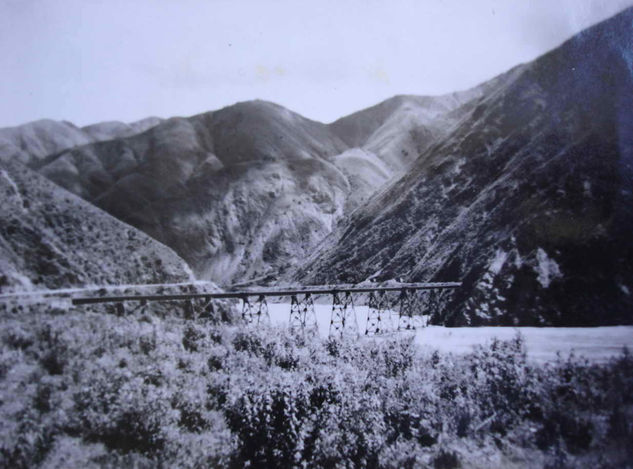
left=1, top=304, right=632, bottom=468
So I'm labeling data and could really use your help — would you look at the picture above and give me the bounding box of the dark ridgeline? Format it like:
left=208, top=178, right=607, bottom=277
left=296, top=7, right=633, bottom=326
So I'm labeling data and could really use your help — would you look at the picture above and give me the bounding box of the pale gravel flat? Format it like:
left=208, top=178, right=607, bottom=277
left=267, top=302, right=633, bottom=363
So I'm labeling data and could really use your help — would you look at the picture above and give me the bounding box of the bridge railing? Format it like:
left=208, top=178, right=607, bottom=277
left=71, top=282, right=461, bottom=337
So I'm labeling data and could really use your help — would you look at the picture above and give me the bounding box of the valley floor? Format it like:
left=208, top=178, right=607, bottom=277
left=267, top=303, right=633, bottom=363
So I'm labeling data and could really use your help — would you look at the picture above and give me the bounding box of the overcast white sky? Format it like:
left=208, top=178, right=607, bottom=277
left=1, top=0, right=632, bottom=128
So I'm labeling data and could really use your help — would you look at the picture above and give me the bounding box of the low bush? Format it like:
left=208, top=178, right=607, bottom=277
left=182, top=323, right=206, bottom=352
left=207, top=347, right=226, bottom=371
left=232, top=330, right=264, bottom=355
left=433, top=448, right=461, bottom=469
left=72, top=369, right=174, bottom=454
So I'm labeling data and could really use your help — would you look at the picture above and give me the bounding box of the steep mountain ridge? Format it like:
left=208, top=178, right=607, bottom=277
left=296, top=7, right=633, bottom=325
left=0, top=160, right=191, bottom=292
left=329, top=68, right=525, bottom=171
left=81, top=117, right=163, bottom=141
left=330, top=94, right=469, bottom=171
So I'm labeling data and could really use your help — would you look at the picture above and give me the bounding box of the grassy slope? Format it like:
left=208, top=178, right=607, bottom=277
left=1, top=304, right=632, bottom=468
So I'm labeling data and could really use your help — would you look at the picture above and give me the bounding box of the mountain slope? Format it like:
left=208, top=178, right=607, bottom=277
left=328, top=70, right=523, bottom=172
left=29, top=87, right=514, bottom=286
left=5, top=79, right=513, bottom=288
left=0, top=160, right=191, bottom=292
left=296, top=7, right=633, bottom=326
left=330, top=94, right=470, bottom=171
left=32, top=101, right=365, bottom=284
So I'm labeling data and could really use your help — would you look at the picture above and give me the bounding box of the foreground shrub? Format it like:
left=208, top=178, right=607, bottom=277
left=0, top=407, right=55, bottom=469
left=225, top=381, right=311, bottom=467
left=182, top=323, right=206, bottom=352
left=232, top=330, right=264, bottom=355
left=73, top=370, right=174, bottom=454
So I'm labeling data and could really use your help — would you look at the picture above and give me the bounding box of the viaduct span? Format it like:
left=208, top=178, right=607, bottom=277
left=72, top=282, right=461, bottom=337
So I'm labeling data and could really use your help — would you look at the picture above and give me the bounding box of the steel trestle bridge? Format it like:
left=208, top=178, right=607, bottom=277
left=72, top=282, right=461, bottom=337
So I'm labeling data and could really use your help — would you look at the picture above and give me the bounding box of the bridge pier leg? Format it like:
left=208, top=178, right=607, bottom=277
left=398, top=288, right=416, bottom=331
left=242, top=296, right=254, bottom=324
left=289, top=293, right=318, bottom=333
left=365, top=291, right=387, bottom=335
left=289, top=295, right=302, bottom=330
left=184, top=299, right=195, bottom=319
left=255, top=295, right=270, bottom=325
left=329, top=291, right=357, bottom=338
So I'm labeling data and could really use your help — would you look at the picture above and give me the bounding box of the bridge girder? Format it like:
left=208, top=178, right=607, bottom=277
left=71, top=283, right=459, bottom=336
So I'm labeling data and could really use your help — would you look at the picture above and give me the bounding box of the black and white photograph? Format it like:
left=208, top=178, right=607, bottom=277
left=1, top=0, right=632, bottom=467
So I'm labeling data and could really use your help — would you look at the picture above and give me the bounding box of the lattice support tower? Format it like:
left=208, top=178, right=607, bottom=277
left=289, top=293, right=318, bottom=333
left=197, top=296, right=215, bottom=319
left=183, top=296, right=215, bottom=320
left=241, top=296, right=254, bottom=324
left=426, top=288, right=452, bottom=325
left=397, top=288, right=417, bottom=331
left=255, top=294, right=270, bottom=325
left=413, top=289, right=435, bottom=328
left=184, top=299, right=195, bottom=319
left=240, top=295, right=269, bottom=325
left=365, top=290, right=388, bottom=335
left=329, top=291, right=358, bottom=338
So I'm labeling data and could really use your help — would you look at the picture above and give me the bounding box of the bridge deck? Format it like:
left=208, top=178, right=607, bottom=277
left=71, top=282, right=461, bottom=305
